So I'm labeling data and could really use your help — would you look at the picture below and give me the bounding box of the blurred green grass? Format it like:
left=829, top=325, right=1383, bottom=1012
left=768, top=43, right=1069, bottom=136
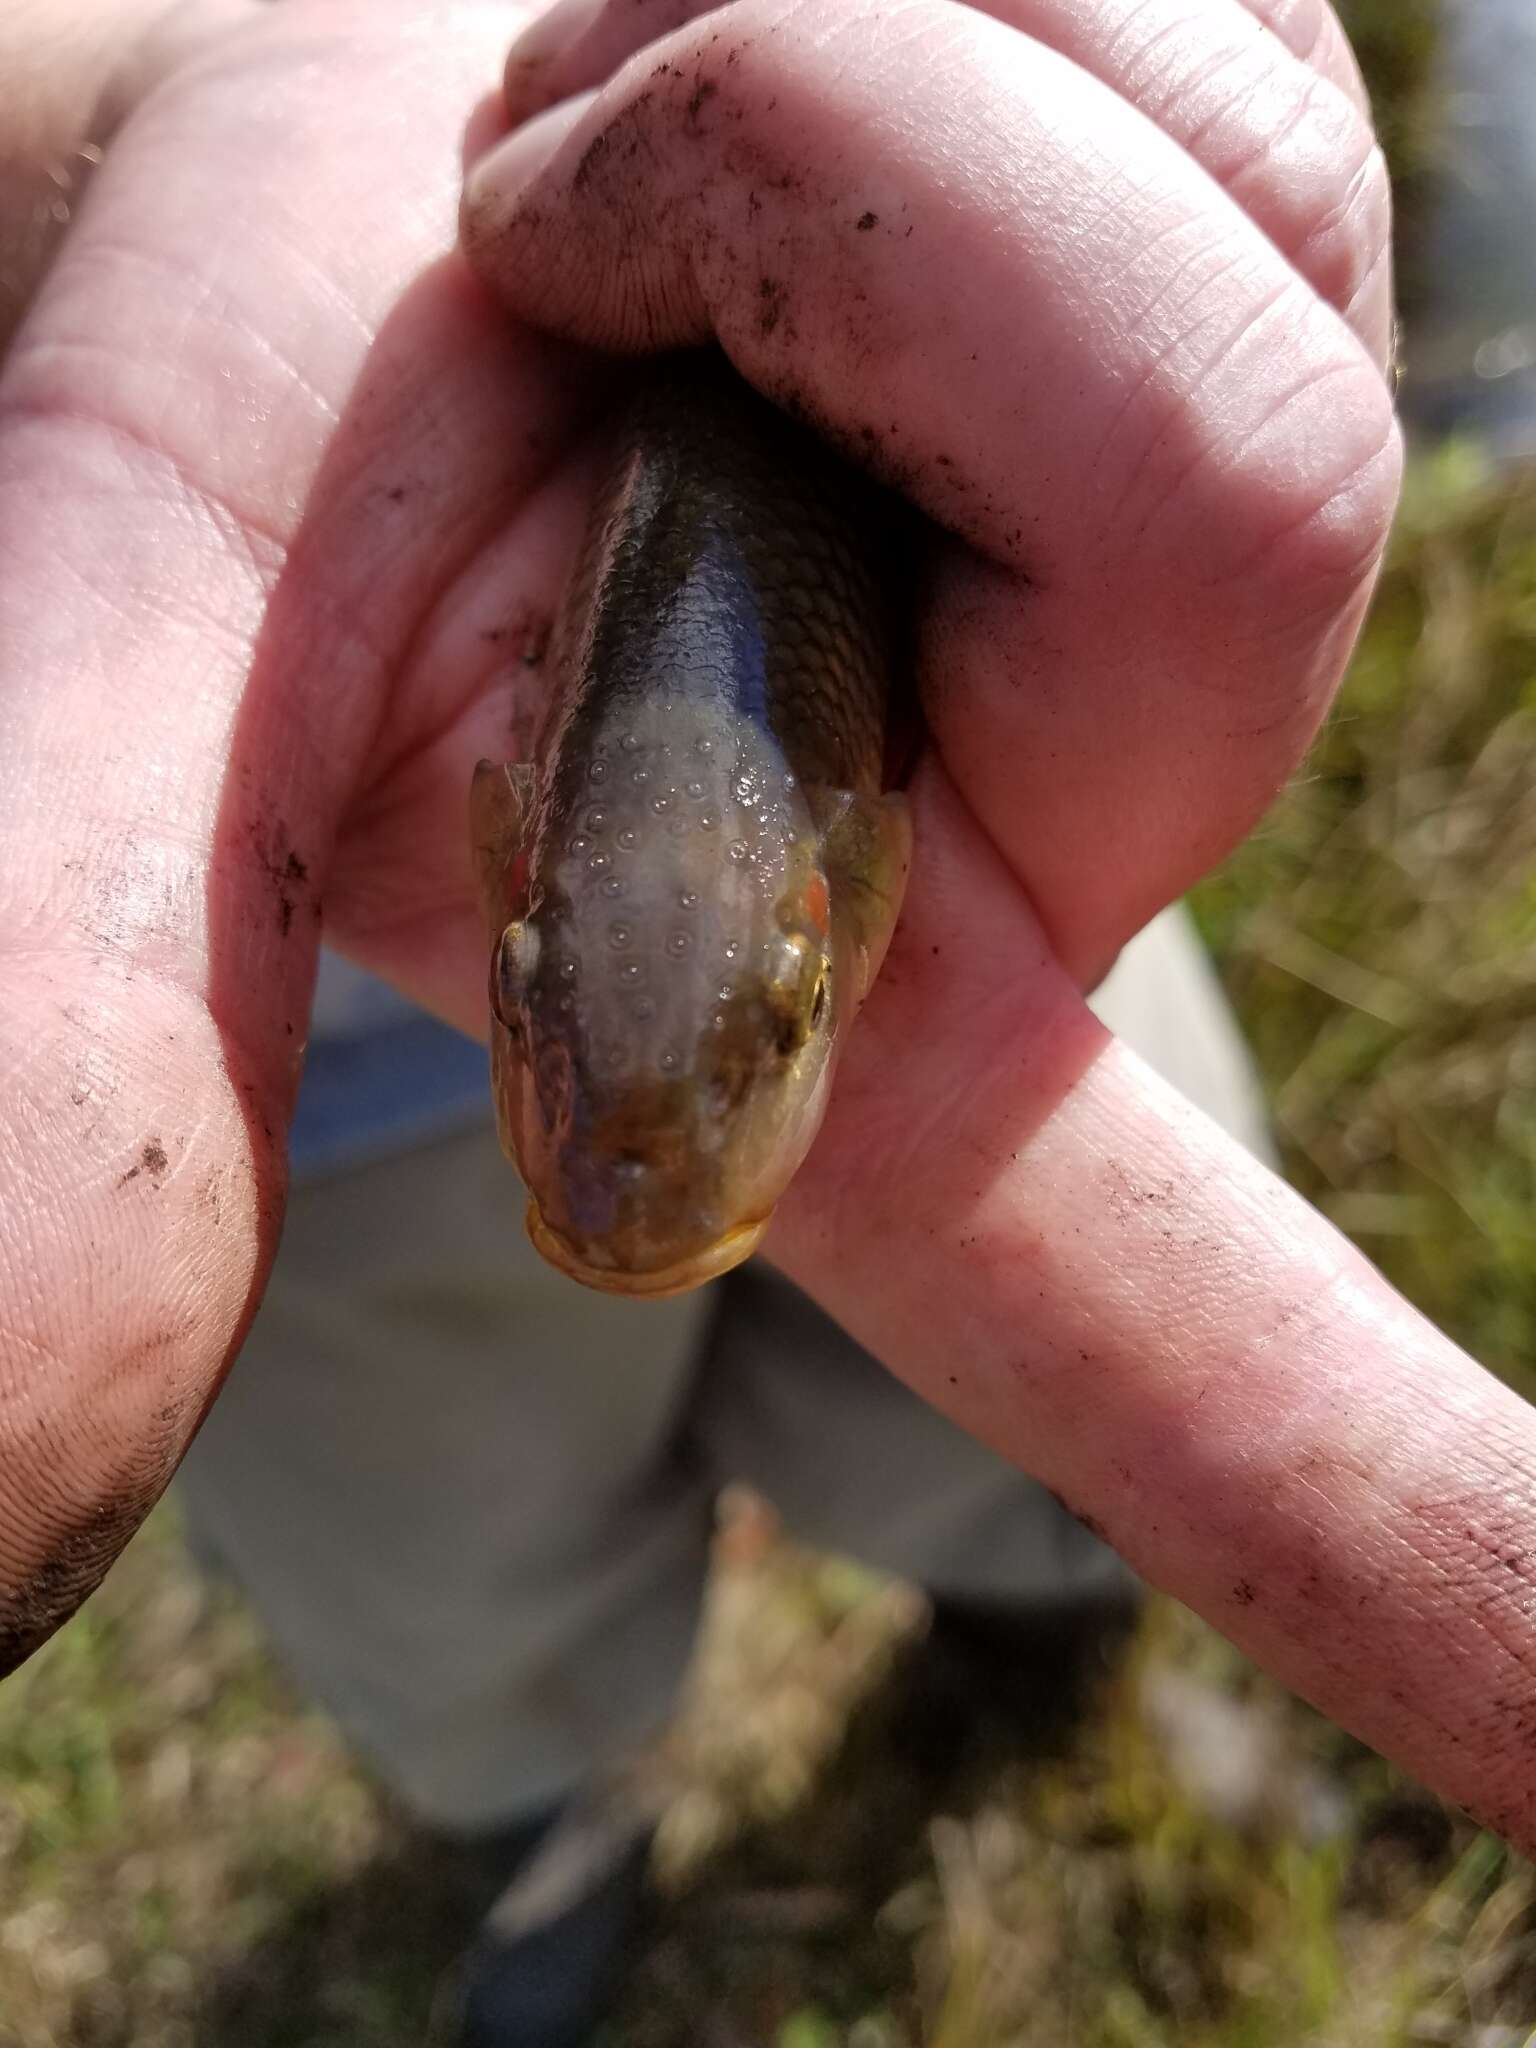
left=1191, top=443, right=1536, bottom=1395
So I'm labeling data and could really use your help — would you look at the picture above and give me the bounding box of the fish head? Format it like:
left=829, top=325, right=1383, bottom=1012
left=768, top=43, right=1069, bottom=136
left=489, top=754, right=852, bottom=1297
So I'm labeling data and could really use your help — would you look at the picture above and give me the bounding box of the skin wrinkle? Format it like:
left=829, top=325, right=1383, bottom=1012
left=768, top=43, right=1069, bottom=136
left=1081, top=262, right=1291, bottom=514
left=46, top=225, right=354, bottom=429
left=1297, top=135, right=1391, bottom=312
left=0, top=1322, right=72, bottom=1396
left=4, top=815, right=303, bottom=1025
left=1232, top=45, right=1339, bottom=165
left=1189, top=67, right=1301, bottom=178
left=9, top=518, right=274, bottom=677
left=1156, top=351, right=1390, bottom=601
left=1113, top=2, right=1233, bottom=114
left=1106, top=202, right=1267, bottom=364
left=0, top=399, right=295, bottom=610
left=1098, top=0, right=1192, bottom=77
left=0, top=377, right=290, bottom=568
left=1204, top=75, right=1388, bottom=350
left=1342, top=215, right=1393, bottom=343
left=1165, top=30, right=1294, bottom=139
left=1180, top=348, right=1375, bottom=514
left=1210, top=411, right=1401, bottom=601
left=11, top=235, right=346, bottom=498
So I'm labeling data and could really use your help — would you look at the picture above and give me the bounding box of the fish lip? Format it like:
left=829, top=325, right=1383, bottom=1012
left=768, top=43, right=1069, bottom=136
left=525, top=1201, right=769, bottom=1299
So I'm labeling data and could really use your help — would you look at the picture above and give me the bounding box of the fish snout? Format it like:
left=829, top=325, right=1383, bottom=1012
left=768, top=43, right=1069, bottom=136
left=555, top=1130, right=708, bottom=1258
left=524, top=1109, right=769, bottom=1293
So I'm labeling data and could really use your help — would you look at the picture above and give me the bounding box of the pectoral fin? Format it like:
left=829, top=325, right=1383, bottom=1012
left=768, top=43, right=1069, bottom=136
left=809, top=786, right=912, bottom=1004
left=471, top=759, right=537, bottom=944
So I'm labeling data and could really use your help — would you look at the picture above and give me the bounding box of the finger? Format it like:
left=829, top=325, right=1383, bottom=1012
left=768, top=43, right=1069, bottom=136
left=498, top=0, right=1392, bottom=366
left=1233, top=0, right=1373, bottom=117
left=0, top=0, right=559, bottom=1666
left=463, top=0, right=1400, bottom=983
left=774, top=763, right=1536, bottom=1854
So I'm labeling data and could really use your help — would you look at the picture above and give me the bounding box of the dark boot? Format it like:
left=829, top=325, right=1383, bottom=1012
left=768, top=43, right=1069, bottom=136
left=441, top=1796, right=654, bottom=2048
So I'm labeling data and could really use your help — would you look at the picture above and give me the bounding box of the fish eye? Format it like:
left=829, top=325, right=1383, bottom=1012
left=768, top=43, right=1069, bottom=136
left=493, top=918, right=541, bottom=1031
left=764, top=938, right=829, bottom=1059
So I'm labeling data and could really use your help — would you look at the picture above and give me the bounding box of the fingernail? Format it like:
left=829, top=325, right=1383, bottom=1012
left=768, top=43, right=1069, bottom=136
left=506, top=0, right=608, bottom=85
left=462, top=91, right=595, bottom=242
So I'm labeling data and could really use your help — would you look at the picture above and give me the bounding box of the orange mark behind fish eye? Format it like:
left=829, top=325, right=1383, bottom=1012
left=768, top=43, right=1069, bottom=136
left=803, top=871, right=830, bottom=938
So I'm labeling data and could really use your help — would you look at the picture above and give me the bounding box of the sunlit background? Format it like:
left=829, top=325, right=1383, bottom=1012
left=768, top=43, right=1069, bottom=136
left=4, top=2, right=1535, bottom=2043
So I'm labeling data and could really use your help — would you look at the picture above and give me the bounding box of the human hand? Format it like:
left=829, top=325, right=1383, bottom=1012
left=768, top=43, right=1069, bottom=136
left=0, top=0, right=1528, bottom=1853
left=461, top=0, right=1530, bottom=1846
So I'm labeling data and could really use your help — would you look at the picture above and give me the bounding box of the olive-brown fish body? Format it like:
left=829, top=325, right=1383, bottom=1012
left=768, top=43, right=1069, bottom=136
left=472, top=359, right=910, bottom=1296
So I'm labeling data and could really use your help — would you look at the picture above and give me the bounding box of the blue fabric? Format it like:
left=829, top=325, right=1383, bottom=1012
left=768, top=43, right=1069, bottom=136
left=290, top=953, right=492, bottom=1181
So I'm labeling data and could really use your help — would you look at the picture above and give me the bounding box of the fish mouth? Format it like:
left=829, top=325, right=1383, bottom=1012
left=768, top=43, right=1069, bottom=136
left=525, top=1201, right=770, bottom=1299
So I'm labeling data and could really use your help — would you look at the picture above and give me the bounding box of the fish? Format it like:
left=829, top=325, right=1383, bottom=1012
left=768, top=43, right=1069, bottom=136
left=471, top=354, right=911, bottom=1298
